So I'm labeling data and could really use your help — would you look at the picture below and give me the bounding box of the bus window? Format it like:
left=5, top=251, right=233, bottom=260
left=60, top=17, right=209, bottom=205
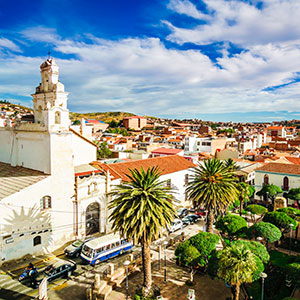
left=116, top=241, right=120, bottom=247
left=106, top=244, right=111, bottom=251
left=111, top=243, right=116, bottom=248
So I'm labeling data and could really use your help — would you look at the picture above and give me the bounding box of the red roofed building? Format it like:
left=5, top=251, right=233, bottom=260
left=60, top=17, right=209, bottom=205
left=151, top=147, right=184, bottom=158
left=266, top=126, right=286, bottom=138
left=123, top=116, right=147, bottom=130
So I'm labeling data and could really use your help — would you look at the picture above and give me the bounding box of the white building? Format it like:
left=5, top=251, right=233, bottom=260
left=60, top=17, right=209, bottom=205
left=0, top=58, right=103, bottom=263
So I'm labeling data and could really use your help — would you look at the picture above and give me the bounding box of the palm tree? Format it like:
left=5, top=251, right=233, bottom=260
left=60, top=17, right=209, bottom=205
left=109, top=166, right=176, bottom=296
left=218, top=244, right=257, bottom=300
left=224, top=158, right=240, bottom=172
left=186, top=158, right=238, bottom=232
left=237, top=182, right=255, bottom=216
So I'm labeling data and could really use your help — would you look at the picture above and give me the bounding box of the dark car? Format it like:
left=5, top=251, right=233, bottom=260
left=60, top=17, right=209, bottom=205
left=64, top=238, right=93, bottom=258
left=176, top=208, right=189, bottom=218
left=182, top=214, right=199, bottom=225
left=31, top=261, right=76, bottom=288
left=182, top=216, right=192, bottom=227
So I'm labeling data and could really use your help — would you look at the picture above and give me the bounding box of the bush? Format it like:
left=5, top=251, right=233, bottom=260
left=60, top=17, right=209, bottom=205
left=257, top=184, right=283, bottom=198
left=284, top=262, right=300, bottom=283
left=263, top=211, right=297, bottom=232
left=277, top=207, right=300, bottom=220
left=215, top=214, right=247, bottom=237
left=175, top=232, right=219, bottom=267
left=249, top=222, right=282, bottom=243
left=245, top=204, right=268, bottom=215
left=252, top=255, right=264, bottom=281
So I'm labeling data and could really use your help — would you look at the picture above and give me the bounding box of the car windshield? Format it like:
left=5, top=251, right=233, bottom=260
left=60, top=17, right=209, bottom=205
left=72, top=240, right=83, bottom=247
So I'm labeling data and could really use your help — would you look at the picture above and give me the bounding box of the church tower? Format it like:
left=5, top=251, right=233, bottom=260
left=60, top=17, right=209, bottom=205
left=32, top=58, right=70, bottom=131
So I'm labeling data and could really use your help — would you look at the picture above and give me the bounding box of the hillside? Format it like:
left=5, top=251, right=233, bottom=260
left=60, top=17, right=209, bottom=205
left=69, top=111, right=137, bottom=123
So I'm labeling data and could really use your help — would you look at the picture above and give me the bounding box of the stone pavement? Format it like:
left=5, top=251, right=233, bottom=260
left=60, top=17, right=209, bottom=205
left=105, top=247, right=232, bottom=300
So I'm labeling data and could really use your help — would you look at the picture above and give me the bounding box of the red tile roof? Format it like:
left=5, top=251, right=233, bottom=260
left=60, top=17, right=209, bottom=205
left=266, top=126, right=284, bottom=130
left=285, top=157, right=300, bottom=165
left=151, top=148, right=183, bottom=155
left=255, top=163, right=300, bottom=175
left=91, top=155, right=196, bottom=181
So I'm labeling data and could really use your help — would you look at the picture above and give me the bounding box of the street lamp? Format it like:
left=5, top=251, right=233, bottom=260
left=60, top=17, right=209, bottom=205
left=123, top=260, right=130, bottom=300
left=289, top=223, right=294, bottom=254
left=260, top=272, right=267, bottom=300
left=256, top=237, right=263, bottom=243
left=163, top=241, right=168, bottom=282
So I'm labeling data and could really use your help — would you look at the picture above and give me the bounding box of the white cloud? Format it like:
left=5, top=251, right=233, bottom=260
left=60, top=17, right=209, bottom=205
left=0, top=38, right=22, bottom=52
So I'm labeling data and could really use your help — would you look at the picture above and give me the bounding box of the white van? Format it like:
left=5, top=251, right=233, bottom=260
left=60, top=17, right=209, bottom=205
left=168, top=219, right=183, bottom=233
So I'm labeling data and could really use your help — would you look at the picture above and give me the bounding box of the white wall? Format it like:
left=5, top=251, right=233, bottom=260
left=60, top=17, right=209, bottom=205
left=72, top=133, right=97, bottom=166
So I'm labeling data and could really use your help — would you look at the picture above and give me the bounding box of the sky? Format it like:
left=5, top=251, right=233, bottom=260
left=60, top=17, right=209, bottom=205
left=1, top=0, right=300, bottom=122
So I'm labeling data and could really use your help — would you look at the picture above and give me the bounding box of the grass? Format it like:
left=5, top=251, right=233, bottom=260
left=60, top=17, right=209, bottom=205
left=269, top=250, right=294, bottom=268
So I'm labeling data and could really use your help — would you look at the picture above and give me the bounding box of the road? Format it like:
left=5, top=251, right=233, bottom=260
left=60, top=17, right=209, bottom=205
left=0, top=221, right=205, bottom=300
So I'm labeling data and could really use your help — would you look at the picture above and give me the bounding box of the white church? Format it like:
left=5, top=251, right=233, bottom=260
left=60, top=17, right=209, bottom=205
left=0, top=58, right=111, bottom=263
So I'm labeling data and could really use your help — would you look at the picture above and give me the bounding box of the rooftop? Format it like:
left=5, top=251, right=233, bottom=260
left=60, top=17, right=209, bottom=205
left=255, top=162, right=300, bottom=175
left=91, top=155, right=196, bottom=181
left=151, top=148, right=183, bottom=155
left=0, top=162, right=48, bottom=201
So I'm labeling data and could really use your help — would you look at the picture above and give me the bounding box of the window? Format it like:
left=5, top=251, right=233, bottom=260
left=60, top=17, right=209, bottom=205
left=185, top=174, right=189, bottom=185
left=55, top=111, right=61, bottom=124
left=283, top=176, right=289, bottom=191
left=33, top=236, right=41, bottom=246
left=263, top=175, right=269, bottom=186
left=88, top=182, right=98, bottom=194
left=40, top=196, right=51, bottom=209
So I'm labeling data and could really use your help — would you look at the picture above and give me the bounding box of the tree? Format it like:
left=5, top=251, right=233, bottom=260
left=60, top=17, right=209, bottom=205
left=223, top=158, right=240, bottom=172
left=277, top=207, right=300, bottom=221
left=187, top=158, right=238, bottom=232
left=73, top=119, right=81, bottom=125
left=257, top=184, right=283, bottom=202
left=175, top=232, right=219, bottom=267
left=215, top=214, right=247, bottom=239
left=245, top=204, right=268, bottom=216
left=231, top=240, right=270, bottom=264
left=95, top=141, right=112, bottom=159
left=263, top=211, right=297, bottom=233
left=237, top=182, right=255, bottom=216
left=286, top=188, right=300, bottom=203
left=218, top=244, right=257, bottom=300
left=109, top=167, right=176, bottom=296
left=249, top=222, right=282, bottom=243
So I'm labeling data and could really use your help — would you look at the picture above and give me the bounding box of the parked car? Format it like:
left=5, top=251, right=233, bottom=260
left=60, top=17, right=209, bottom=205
left=182, top=216, right=192, bottom=227
left=32, top=260, right=76, bottom=288
left=195, top=209, right=207, bottom=218
left=168, top=219, right=183, bottom=233
left=176, top=208, right=189, bottom=218
left=64, top=238, right=93, bottom=258
left=186, top=214, right=200, bottom=223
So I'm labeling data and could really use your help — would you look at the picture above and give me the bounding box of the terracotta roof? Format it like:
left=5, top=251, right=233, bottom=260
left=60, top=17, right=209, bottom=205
left=151, top=148, right=183, bottom=155
left=0, top=162, right=48, bottom=200
left=91, top=155, right=196, bottom=181
left=285, top=157, right=300, bottom=165
left=266, top=126, right=284, bottom=130
left=255, top=163, right=300, bottom=175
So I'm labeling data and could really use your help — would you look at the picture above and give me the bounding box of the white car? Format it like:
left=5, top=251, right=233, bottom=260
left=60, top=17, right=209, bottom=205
left=168, top=219, right=183, bottom=233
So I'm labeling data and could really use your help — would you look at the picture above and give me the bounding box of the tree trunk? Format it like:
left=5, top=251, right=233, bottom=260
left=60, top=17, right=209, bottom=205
left=142, top=238, right=152, bottom=295
left=239, top=195, right=243, bottom=216
left=206, top=209, right=214, bottom=233
left=234, top=283, right=240, bottom=300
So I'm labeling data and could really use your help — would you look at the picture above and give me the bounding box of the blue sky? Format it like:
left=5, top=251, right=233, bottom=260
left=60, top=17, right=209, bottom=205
left=1, top=0, right=300, bottom=122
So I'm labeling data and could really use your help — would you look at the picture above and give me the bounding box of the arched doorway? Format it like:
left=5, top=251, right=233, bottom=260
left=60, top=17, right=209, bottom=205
left=86, top=202, right=100, bottom=236
left=263, top=175, right=269, bottom=186
left=283, top=176, right=289, bottom=191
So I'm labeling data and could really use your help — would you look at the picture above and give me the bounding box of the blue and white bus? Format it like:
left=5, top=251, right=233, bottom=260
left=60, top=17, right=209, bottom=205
left=80, top=233, right=133, bottom=265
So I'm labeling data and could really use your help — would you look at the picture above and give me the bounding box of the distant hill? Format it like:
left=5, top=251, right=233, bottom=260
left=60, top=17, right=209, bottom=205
left=70, top=111, right=137, bottom=123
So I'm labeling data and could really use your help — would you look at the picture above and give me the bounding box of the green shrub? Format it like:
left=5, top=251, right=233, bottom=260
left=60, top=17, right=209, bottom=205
left=252, top=255, right=264, bottom=281
left=181, top=245, right=200, bottom=266
left=175, top=240, right=190, bottom=259
left=215, top=214, right=247, bottom=237
left=245, top=204, right=268, bottom=215
left=249, top=222, right=282, bottom=243
left=263, top=211, right=297, bottom=232
left=277, top=207, right=300, bottom=220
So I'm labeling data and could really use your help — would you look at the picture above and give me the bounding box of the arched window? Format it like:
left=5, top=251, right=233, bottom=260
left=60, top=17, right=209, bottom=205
left=55, top=111, right=61, bottom=124
left=40, top=195, right=51, bottom=209
left=283, top=176, right=289, bottom=191
left=33, top=236, right=41, bottom=246
left=88, top=182, right=98, bottom=195
left=263, top=175, right=269, bottom=186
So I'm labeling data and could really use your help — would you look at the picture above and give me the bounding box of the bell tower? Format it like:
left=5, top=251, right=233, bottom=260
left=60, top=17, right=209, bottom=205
left=32, top=58, right=70, bottom=131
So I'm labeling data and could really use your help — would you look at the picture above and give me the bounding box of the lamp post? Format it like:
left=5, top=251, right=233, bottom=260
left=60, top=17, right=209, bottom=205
left=163, top=241, right=168, bottom=282
left=289, top=223, right=294, bottom=254
left=261, top=272, right=267, bottom=300
left=123, top=260, right=130, bottom=300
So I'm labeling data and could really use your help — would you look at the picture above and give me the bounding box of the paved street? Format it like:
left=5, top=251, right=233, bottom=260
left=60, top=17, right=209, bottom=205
left=0, top=221, right=208, bottom=300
